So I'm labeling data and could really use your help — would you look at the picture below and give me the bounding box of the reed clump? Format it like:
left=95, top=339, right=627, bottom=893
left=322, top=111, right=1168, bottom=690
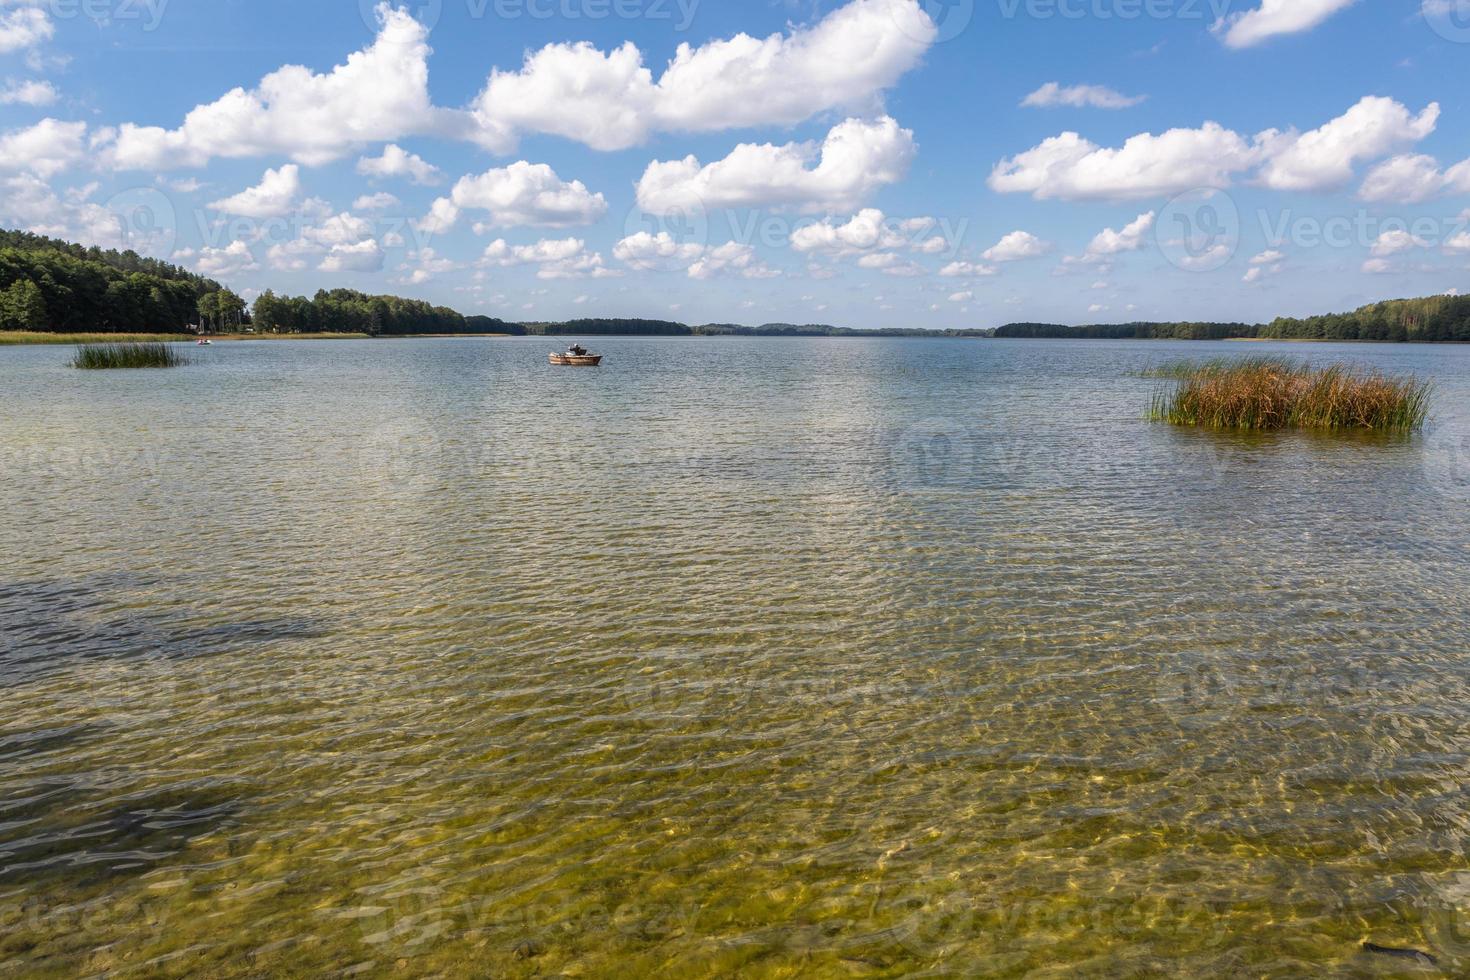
left=1149, top=358, right=1430, bottom=431
left=69, top=343, right=188, bottom=370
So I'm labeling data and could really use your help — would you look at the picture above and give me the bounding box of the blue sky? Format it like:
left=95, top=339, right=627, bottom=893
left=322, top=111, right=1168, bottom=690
left=1, top=0, right=1467, bottom=328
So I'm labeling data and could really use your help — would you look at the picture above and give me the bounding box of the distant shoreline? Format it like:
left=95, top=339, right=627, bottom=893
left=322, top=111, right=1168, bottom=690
left=5, top=330, right=1470, bottom=348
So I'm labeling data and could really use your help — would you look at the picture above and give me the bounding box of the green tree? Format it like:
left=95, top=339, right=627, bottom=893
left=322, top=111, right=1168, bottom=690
left=197, top=292, right=220, bottom=332
left=368, top=298, right=389, bottom=337
left=253, top=289, right=283, bottom=332
left=213, top=290, right=244, bottom=331
left=0, top=279, right=48, bottom=330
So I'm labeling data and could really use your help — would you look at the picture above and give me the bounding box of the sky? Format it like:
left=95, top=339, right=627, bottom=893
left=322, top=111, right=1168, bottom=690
left=0, top=0, right=1467, bottom=329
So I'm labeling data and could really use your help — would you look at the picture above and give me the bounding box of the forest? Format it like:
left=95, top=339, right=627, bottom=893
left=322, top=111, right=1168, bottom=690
left=0, top=231, right=468, bottom=337
left=995, top=322, right=1257, bottom=340
left=995, top=295, right=1470, bottom=343
left=0, top=230, right=237, bottom=334
left=1260, top=294, right=1470, bottom=342
left=251, top=289, right=467, bottom=336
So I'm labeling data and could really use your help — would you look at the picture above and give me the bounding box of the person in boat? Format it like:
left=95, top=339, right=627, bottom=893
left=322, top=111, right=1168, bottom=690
left=567, top=344, right=588, bottom=357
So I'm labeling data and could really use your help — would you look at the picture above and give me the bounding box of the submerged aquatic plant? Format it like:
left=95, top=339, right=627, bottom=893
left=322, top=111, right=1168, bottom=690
left=1149, top=358, right=1430, bottom=432
left=69, top=343, right=188, bottom=370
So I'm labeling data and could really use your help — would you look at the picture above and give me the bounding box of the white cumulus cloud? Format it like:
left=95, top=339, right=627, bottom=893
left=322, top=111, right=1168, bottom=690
left=1257, top=97, right=1439, bottom=192
left=319, top=239, right=384, bottom=274
left=982, top=230, right=1051, bottom=263
left=1358, top=152, right=1470, bottom=203
left=357, top=144, right=442, bottom=186
left=397, top=246, right=457, bottom=284
left=194, top=240, right=259, bottom=278
left=0, top=118, right=87, bottom=178
left=687, top=242, right=780, bottom=280
left=353, top=192, right=401, bottom=211
left=465, top=0, right=935, bottom=153
left=1370, top=229, right=1429, bottom=257
left=101, top=5, right=437, bottom=170
left=939, top=260, right=997, bottom=278
left=789, top=209, right=939, bottom=256
left=82, top=0, right=938, bottom=175
left=0, top=174, right=166, bottom=252
left=1214, top=0, right=1358, bottom=49
left=0, top=78, right=57, bottom=106
left=612, top=231, right=705, bottom=271
left=418, top=161, right=607, bottom=233
left=208, top=165, right=303, bottom=218
left=990, top=97, right=1436, bottom=201
left=0, top=4, right=52, bottom=55
left=990, top=123, right=1263, bottom=201
left=480, top=237, right=620, bottom=280
left=1021, top=83, right=1145, bottom=110
left=262, top=210, right=380, bottom=271
left=636, top=116, right=915, bottom=215
left=1243, top=250, right=1285, bottom=283
left=1085, top=211, right=1156, bottom=257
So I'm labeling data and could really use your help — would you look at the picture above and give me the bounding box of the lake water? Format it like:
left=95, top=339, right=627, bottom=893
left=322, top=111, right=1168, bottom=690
left=2, top=337, right=1469, bottom=977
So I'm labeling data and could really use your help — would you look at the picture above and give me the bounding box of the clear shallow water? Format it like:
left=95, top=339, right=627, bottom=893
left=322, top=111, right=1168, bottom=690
left=2, top=336, right=1468, bottom=978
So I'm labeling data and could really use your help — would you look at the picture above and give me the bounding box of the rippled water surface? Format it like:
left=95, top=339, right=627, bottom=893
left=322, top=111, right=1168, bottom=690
left=3, top=337, right=1469, bottom=978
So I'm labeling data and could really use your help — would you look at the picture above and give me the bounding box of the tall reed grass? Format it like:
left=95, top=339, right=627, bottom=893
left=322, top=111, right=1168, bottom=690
left=69, top=343, right=188, bottom=370
left=1149, top=358, right=1430, bottom=432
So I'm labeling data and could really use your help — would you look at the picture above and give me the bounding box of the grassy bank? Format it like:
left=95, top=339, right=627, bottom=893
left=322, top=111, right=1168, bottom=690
left=0, top=331, right=375, bottom=346
left=0, top=331, right=193, bottom=346
left=1149, top=358, right=1431, bottom=431
left=70, top=343, right=188, bottom=369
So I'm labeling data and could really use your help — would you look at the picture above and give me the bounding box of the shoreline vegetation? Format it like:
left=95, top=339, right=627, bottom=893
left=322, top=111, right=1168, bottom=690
left=3, top=228, right=1468, bottom=345
left=70, top=342, right=187, bottom=370
left=506, top=292, right=1468, bottom=343
left=994, top=293, right=1470, bottom=343
left=0, top=331, right=375, bottom=345
left=1148, top=358, right=1431, bottom=432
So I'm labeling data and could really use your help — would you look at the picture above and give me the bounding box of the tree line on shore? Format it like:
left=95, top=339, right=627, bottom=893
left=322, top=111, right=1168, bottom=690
left=0, top=231, right=479, bottom=337
left=0, top=230, right=235, bottom=334
left=252, top=289, right=472, bottom=336
left=507, top=319, right=993, bottom=338
left=1260, top=294, right=1470, bottom=342
left=4, top=227, right=1467, bottom=343
left=994, top=322, right=1255, bottom=340
left=994, top=295, right=1470, bottom=343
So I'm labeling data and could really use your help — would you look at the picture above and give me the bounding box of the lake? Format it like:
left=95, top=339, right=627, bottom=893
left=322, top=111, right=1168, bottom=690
left=2, top=336, right=1469, bottom=976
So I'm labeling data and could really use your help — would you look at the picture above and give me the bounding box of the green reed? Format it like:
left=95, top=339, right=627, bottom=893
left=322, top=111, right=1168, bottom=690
left=69, top=342, right=189, bottom=370
left=1149, top=358, right=1431, bottom=432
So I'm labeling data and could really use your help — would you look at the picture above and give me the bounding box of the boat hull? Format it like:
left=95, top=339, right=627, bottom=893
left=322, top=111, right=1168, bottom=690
left=549, top=354, right=603, bottom=366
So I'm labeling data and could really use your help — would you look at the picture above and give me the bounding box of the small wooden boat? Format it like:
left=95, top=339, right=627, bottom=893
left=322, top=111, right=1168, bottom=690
left=549, top=353, right=602, bottom=366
